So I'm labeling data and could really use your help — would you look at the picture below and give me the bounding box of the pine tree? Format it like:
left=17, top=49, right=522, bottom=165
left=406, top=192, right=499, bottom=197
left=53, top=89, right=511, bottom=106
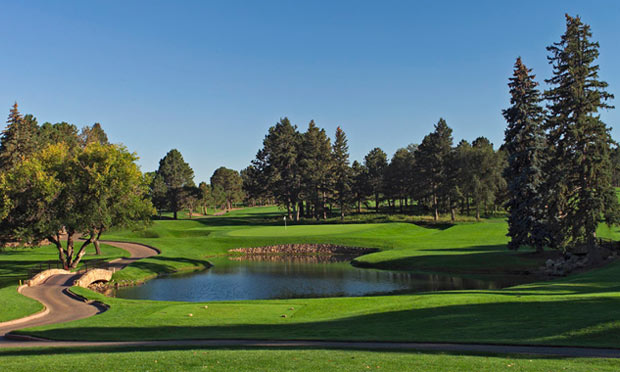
left=0, top=103, right=39, bottom=172
left=502, top=57, right=547, bottom=252
left=544, top=14, right=619, bottom=251
left=415, top=118, right=453, bottom=220
left=156, top=149, right=195, bottom=219
left=332, top=127, right=351, bottom=220
left=261, top=118, right=303, bottom=221
left=364, top=147, right=388, bottom=213
left=299, top=121, right=333, bottom=220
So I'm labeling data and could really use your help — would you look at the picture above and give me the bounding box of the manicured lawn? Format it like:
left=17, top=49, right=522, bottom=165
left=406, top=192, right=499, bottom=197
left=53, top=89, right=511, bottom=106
left=11, top=208, right=620, bottom=348
left=0, top=347, right=617, bottom=372
left=0, top=243, right=129, bottom=322
left=0, top=286, right=42, bottom=323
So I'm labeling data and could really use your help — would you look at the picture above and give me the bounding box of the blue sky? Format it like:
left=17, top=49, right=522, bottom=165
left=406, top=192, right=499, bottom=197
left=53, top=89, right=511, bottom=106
left=1, top=1, right=619, bottom=182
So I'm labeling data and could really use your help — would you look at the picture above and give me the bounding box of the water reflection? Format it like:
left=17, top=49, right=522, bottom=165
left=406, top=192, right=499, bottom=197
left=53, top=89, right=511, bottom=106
left=113, top=255, right=514, bottom=302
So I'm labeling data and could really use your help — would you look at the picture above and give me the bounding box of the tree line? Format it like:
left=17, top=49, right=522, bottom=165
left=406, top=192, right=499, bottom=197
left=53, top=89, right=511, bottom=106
left=148, top=149, right=244, bottom=219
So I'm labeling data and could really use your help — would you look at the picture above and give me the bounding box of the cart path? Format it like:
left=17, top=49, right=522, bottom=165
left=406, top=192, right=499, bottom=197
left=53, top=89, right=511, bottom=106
left=0, top=241, right=158, bottom=338
left=1, top=241, right=620, bottom=358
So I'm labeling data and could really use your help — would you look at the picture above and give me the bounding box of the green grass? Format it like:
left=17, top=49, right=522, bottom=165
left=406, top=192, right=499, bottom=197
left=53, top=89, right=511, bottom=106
left=0, top=286, right=43, bottom=323
left=0, top=243, right=129, bottom=322
left=10, top=207, right=620, bottom=348
left=0, top=347, right=618, bottom=372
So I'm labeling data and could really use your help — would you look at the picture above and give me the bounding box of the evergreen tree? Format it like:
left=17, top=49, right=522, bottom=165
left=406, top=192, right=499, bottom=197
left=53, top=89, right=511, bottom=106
left=364, top=147, right=388, bottom=213
left=210, top=166, right=243, bottom=211
left=332, top=127, right=351, bottom=220
left=544, top=14, right=619, bottom=251
left=385, top=148, right=414, bottom=213
left=156, top=149, right=195, bottom=219
left=299, top=121, right=333, bottom=220
left=351, top=160, right=370, bottom=213
left=260, top=118, right=303, bottom=220
left=415, top=118, right=453, bottom=220
left=0, top=103, right=39, bottom=172
left=502, top=57, right=547, bottom=252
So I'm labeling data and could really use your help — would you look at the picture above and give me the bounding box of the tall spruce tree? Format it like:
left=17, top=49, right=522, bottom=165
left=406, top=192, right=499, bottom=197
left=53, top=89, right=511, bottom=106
left=544, top=14, right=619, bottom=251
left=0, top=103, right=39, bottom=172
left=502, top=57, right=547, bottom=252
left=332, top=127, right=351, bottom=220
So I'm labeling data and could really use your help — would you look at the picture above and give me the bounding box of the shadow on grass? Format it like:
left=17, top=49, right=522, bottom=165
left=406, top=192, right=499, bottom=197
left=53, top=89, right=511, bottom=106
left=0, top=344, right=597, bottom=360
left=124, top=256, right=213, bottom=275
left=14, top=298, right=620, bottom=349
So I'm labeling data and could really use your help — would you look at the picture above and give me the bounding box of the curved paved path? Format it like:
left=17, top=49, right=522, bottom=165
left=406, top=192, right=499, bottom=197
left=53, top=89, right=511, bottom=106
left=1, top=241, right=620, bottom=358
left=0, top=240, right=158, bottom=339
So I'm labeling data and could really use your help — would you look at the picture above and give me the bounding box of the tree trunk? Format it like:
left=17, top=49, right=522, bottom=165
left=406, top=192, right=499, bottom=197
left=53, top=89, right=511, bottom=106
left=49, top=234, right=68, bottom=270
left=375, top=193, right=379, bottom=214
left=476, top=203, right=480, bottom=221
left=174, top=210, right=178, bottom=220
left=188, top=207, right=193, bottom=219
left=433, top=193, right=439, bottom=221
left=323, top=191, right=327, bottom=220
left=70, top=236, right=94, bottom=269
left=357, top=199, right=361, bottom=213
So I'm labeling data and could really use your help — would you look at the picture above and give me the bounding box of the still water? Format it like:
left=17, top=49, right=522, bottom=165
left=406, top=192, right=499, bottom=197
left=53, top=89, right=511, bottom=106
left=114, top=255, right=513, bottom=302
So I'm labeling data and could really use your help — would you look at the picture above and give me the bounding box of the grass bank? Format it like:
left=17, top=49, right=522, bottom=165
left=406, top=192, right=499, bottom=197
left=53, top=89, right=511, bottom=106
left=0, top=346, right=617, bottom=372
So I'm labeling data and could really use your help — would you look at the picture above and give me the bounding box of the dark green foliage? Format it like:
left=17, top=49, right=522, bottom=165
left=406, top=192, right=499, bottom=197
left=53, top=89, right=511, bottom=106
left=38, top=121, right=80, bottom=150
left=414, top=118, right=453, bottom=220
left=299, top=121, right=333, bottom=220
left=332, top=127, right=351, bottom=220
left=364, top=147, right=387, bottom=213
left=256, top=118, right=303, bottom=220
left=210, top=166, right=243, bottom=211
left=502, top=57, right=547, bottom=252
left=385, top=148, right=415, bottom=213
left=156, top=149, right=195, bottom=220
left=544, top=14, right=619, bottom=250
left=351, top=160, right=370, bottom=213
left=0, top=103, right=39, bottom=172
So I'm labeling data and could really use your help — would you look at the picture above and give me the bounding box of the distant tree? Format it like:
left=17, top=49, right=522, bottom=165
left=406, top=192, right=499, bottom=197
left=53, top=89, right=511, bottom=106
left=385, top=148, right=414, bottom=213
left=332, top=127, right=351, bottom=220
left=415, top=118, right=453, bottom=220
left=156, top=149, right=195, bottom=219
left=543, top=14, right=619, bottom=251
left=149, top=172, right=169, bottom=217
left=470, top=137, right=505, bottom=220
left=210, top=167, right=243, bottom=211
left=364, top=147, right=388, bottom=213
left=183, top=185, right=202, bottom=219
left=79, top=123, right=109, bottom=147
left=210, top=184, right=227, bottom=211
left=611, top=147, right=620, bottom=187
left=198, top=182, right=211, bottom=214
left=502, top=57, right=547, bottom=252
left=299, top=121, right=333, bottom=219
left=241, top=164, right=266, bottom=206
left=351, top=160, right=370, bottom=213
left=0, top=103, right=39, bottom=172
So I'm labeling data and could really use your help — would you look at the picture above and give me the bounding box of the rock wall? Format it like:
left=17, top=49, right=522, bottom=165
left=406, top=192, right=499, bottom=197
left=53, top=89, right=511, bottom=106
left=229, top=244, right=378, bottom=256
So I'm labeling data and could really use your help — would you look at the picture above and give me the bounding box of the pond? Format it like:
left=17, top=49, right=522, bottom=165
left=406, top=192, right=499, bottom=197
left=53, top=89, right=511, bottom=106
left=113, top=255, right=517, bottom=302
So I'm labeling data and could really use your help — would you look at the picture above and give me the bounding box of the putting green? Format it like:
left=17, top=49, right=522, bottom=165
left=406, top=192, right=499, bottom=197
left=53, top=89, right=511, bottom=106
left=226, top=223, right=384, bottom=237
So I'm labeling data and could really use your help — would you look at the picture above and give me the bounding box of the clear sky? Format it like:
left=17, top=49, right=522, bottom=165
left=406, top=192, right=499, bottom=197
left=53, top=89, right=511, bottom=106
left=1, top=0, right=619, bottom=182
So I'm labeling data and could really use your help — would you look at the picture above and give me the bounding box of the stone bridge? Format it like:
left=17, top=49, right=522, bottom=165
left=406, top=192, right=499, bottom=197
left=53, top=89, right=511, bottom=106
left=72, top=268, right=115, bottom=288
